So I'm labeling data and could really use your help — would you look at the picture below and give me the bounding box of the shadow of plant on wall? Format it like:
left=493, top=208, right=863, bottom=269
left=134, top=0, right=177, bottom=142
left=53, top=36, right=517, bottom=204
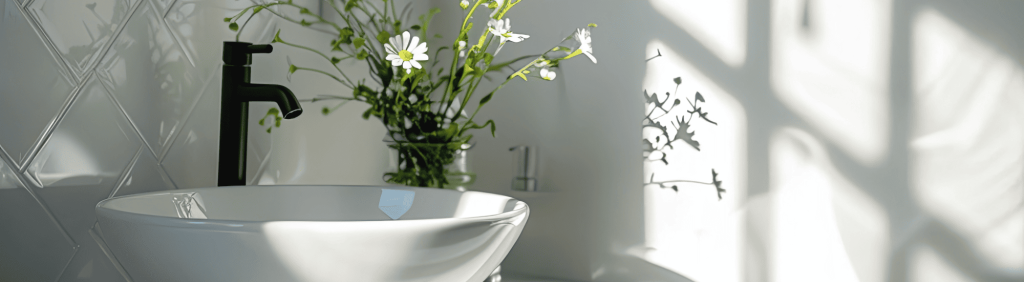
left=642, top=54, right=725, bottom=200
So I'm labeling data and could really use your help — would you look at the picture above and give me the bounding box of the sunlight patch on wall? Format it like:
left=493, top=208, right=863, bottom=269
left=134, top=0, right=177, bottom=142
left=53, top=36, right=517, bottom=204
left=911, top=8, right=1024, bottom=271
left=769, top=128, right=889, bottom=282
left=649, top=0, right=746, bottom=68
left=909, top=244, right=973, bottom=282
left=770, top=0, right=892, bottom=166
left=640, top=40, right=747, bottom=282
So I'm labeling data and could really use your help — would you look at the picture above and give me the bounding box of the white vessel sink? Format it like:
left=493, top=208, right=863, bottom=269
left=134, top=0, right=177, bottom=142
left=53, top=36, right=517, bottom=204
left=95, top=185, right=529, bottom=282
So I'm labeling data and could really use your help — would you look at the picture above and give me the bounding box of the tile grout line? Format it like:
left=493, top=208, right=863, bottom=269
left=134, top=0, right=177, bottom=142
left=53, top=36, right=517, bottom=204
left=249, top=146, right=273, bottom=185
left=51, top=247, right=79, bottom=282
left=98, top=71, right=164, bottom=160
left=109, top=147, right=144, bottom=198
left=160, top=0, right=177, bottom=19
left=14, top=171, right=79, bottom=248
left=159, top=160, right=181, bottom=189
left=158, top=68, right=217, bottom=162
left=17, top=72, right=93, bottom=174
left=19, top=0, right=79, bottom=86
left=80, top=0, right=146, bottom=80
left=16, top=0, right=144, bottom=172
left=160, top=7, right=196, bottom=68
left=13, top=0, right=80, bottom=170
left=90, top=224, right=135, bottom=282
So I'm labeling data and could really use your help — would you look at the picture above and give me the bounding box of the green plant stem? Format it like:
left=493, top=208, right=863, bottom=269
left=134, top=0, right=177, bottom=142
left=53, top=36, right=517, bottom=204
left=442, top=0, right=487, bottom=117
left=276, top=39, right=356, bottom=89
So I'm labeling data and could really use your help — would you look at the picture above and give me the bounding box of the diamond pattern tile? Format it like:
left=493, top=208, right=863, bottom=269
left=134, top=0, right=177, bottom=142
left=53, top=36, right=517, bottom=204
left=27, top=0, right=137, bottom=78
left=26, top=76, right=142, bottom=244
left=57, top=230, right=128, bottom=282
left=112, top=148, right=175, bottom=197
left=162, top=78, right=219, bottom=189
left=150, top=0, right=175, bottom=14
left=0, top=1, right=75, bottom=166
left=0, top=159, right=76, bottom=282
left=164, top=0, right=278, bottom=79
left=98, top=1, right=205, bottom=158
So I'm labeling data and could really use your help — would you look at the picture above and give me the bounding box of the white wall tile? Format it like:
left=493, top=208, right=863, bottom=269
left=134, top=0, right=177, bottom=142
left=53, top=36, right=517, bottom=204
left=25, top=76, right=142, bottom=244
left=161, top=81, right=220, bottom=189
left=0, top=0, right=75, bottom=166
left=99, top=1, right=205, bottom=158
left=58, top=234, right=129, bottom=282
left=26, top=0, right=137, bottom=78
left=0, top=159, right=76, bottom=282
left=112, top=147, right=175, bottom=197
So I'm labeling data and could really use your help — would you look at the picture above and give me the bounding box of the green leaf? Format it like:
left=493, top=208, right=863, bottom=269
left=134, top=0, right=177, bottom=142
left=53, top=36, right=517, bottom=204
left=377, top=30, right=391, bottom=45
left=258, top=118, right=265, bottom=126
left=410, top=25, right=421, bottom=30
left=695, top=92, right=705, bottom=103
left=322, top=106, right=330, bottom=115
left=353, top=37, right=365, bottom=49
left=272, top=30, right=283, bottom=43
left=487, top=55, right=534, bottom=73
left=479, top=93, right=494, bottom=106
left=228, top=22, right=239, bottom=31
left=357, top=49, right=369, bottom=60
left=345, top=0, right=358, bottom=12
left=339, top=27, right=355, bottom=44
left=673, top=77, right=681, bottom=85
left=511, top=72, right=527, bottom=81
left=300, top=19, right=312, bottom=26
left=289, top=65, right=298, bottom=74
left=266, top=127, right=272, bottom=133
left=223, top=17, right=232, bottom=22
left=362, top=107, right=373, bottom=119
left=588, top=23, right=598, bottom=27
left=331, top=57, right=342, bottom=64
left=482, top=52, right=494, bottom=66
left=253, top=6, right=264, bottom=13
left=299, top=7, right=311, bottom=14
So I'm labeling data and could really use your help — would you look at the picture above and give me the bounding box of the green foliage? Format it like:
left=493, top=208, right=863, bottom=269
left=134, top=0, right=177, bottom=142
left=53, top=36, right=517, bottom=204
left=226, top=0, right=597, bottom=188
left=377, top=30, right=391, bottom=45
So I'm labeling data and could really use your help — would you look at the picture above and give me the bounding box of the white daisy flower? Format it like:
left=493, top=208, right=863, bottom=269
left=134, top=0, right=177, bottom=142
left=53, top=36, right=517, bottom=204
left=458, top=40, right=467, bottom=57
left=573, top=28, right=596, bottom=63
left=540, top=67, right=556, bottom=81
left=488, top=18, right=529, bottom=54
left=385, top=31, right=429, bottom=73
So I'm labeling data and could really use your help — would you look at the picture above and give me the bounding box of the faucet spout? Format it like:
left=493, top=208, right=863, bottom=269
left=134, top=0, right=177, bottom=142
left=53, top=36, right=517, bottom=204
left=239, top=83, right=303, bottom=119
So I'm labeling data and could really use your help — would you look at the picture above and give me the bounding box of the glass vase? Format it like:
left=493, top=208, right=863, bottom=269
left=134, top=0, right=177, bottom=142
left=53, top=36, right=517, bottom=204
left=385, top=141, right=475, bottom=190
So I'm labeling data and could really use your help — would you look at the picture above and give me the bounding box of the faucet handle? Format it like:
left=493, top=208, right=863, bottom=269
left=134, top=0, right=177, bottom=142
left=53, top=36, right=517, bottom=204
left=246, top=44, right=273, bottom=54
left=223, top=41, right=273, bottom=66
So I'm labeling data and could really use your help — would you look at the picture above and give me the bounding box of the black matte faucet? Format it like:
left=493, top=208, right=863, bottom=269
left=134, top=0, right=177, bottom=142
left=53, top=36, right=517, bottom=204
left=218, top=41, right=302, bottom=186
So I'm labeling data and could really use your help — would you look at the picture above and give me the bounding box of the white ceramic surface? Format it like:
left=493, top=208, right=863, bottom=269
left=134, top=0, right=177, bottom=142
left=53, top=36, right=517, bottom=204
left=96, top=185, right=529, bottom=282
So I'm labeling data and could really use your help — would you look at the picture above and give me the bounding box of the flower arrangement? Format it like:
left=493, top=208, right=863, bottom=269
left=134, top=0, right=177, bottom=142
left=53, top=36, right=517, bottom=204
left=226, top=0, right=597, bottom=188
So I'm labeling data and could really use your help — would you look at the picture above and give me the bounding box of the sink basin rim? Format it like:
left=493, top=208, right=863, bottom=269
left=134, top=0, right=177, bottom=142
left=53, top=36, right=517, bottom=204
left=95, top=185, right=529, bottom=231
